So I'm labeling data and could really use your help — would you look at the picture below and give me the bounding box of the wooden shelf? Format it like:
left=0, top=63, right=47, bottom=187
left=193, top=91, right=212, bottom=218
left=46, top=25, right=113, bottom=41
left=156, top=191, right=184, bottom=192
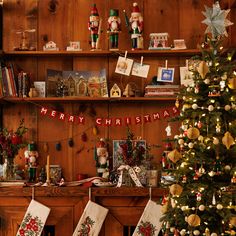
left=0, top=186, right=167, bottom=197
left=3, top=49, right=201, bottom=57
left=3, top=96, right=177, bottom=103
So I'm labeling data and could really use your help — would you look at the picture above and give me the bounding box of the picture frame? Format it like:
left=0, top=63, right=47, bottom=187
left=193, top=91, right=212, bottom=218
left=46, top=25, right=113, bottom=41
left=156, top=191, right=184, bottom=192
left=34, top=81, right=46, bottom=97
left=46, top=69, right=63, bottom=97
left=131, top=62, right=150, bottom=78
left=113, top=140, right=146, bottom=168
left=172, top=39, right=187, bottom=50
left=115, top=56, right=134, bottom=76
left=180, top=67, right=194, bottom=87
left=157, top=67, right=175, bottom=83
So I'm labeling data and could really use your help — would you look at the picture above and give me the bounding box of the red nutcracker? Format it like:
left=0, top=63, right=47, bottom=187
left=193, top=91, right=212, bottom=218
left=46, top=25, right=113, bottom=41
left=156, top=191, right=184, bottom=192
left=88, top=4, right=102, bottom=50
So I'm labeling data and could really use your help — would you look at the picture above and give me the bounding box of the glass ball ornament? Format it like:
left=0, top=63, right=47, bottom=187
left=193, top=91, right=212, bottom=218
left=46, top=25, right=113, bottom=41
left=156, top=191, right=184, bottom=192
left=178, top=139, right=185, bottom=145
left=188, top=142, right=194, bottom=148
left=224, top=165, right=231, bottom=171
left=192, top=104, right=198, bottom=110
left=199, top=204, right=205, bottom=211
left=225, top=105, right=231, bottom=111
left=180, top=229, right=187, bottom=235
left=170, top=227, right=175, bottom=233
left=213, top=137, right=219, bottom=145
left=216, top=204, right=223, bottom=210
left=211, top=233, right=217, bottom=236
left=193, top=230, right=200, bottom=235
left=208, top=105, right=214, bottom=111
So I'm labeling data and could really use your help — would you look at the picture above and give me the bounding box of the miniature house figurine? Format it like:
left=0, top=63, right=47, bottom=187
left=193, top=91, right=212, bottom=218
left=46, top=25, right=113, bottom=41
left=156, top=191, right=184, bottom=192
left=148, top=33, right=170, bottom=50
left=107, top=9, right=121, bottom=50
left=43, top=41, right=59, bottom=51
left=110, top=83, right=121, bottom=97
left=88, top=4, right=102, bottom=50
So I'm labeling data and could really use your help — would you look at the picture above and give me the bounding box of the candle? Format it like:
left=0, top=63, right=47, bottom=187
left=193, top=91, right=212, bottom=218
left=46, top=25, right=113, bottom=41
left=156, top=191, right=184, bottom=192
left=46, top=155, right=50, bottom=183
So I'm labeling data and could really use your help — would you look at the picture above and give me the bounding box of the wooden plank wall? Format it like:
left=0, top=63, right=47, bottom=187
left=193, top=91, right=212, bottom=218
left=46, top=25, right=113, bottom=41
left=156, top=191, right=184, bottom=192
left=2, top=0, right=236, bottom=180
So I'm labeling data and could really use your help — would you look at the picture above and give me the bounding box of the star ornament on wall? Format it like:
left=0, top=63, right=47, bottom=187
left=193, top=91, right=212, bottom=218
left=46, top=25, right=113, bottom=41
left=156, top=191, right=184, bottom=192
left=202, top=1, right=233, bottom=38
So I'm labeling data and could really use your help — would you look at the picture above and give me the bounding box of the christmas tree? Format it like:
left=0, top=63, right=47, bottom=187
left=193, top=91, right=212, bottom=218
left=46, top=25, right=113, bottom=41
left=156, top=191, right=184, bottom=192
left=161, top=2, right=236, bottom=236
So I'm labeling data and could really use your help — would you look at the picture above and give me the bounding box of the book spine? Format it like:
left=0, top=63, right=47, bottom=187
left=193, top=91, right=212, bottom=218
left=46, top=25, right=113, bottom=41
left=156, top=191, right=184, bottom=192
left=7, top=66, right=17, bottom=97
left=8, top=64, right=18, bottom=97
left=2, top=66, right=9, bottom=96
left=0, top=66, right=3, bottom=97
left=5, top=67, right=13, bottom=96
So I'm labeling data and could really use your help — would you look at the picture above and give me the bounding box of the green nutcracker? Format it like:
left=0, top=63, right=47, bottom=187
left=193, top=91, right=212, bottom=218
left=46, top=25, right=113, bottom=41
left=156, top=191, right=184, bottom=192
left=107, top=9, right=121, bottom=50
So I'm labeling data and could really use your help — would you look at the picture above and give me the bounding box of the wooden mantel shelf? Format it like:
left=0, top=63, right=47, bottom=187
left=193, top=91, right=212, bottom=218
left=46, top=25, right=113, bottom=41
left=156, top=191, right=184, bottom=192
left=0, top=186, right=167, bottom=198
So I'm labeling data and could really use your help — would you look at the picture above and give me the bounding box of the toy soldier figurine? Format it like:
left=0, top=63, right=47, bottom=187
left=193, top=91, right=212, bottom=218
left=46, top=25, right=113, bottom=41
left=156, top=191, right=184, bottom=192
left=88, top=4, right=102, bottom=50
left=129, top=2, right=143, bottom=50
left=107, top=9, right=121, bottom=50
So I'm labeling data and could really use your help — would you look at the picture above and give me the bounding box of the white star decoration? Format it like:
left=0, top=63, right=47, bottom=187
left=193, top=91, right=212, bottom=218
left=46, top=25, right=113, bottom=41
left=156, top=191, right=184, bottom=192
left=202, top=1, right=233, bottom=38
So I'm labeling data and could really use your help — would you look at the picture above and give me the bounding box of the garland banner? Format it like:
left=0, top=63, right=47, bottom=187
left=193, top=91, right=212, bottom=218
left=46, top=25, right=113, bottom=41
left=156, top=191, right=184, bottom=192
left=40, top=106, right=179, bottom=126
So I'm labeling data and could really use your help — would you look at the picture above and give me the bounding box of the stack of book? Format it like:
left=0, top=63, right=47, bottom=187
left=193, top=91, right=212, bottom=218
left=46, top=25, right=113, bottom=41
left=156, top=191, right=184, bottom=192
left=144, top=84, right=180, bottom=97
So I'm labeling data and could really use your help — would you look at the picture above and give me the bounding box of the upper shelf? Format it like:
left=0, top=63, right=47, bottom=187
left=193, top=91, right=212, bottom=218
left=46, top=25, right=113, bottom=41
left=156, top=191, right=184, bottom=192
left=3, top=96, right=178, bottom=103
left=3, top=49, right=201, bottom=57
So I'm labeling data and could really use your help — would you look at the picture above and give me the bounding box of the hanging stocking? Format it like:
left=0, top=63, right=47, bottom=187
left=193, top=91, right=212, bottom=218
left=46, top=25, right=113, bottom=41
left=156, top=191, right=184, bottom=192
left=132, top=200, right=163, bottom=236
left=16, top=199, right=51, bottom=236
left=72, top=200, right=108, bottom=236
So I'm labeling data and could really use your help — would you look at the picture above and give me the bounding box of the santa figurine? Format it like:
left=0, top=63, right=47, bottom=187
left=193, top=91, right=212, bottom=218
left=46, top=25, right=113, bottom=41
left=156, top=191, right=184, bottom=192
left=88, top=4, right=101, bottom=50
left=107, top=9, right=121, bottom=50
left=95, top=138, right=109, bottom=178
left=129, top=2, right=143, bottom=50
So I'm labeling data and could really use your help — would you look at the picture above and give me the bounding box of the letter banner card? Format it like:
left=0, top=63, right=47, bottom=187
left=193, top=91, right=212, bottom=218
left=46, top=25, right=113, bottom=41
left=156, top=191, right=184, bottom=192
left=132, top=200, right=162, bottom=236
left=16, top=199, right=51, bottom=236
left=72, top=200, right=109, bottom=236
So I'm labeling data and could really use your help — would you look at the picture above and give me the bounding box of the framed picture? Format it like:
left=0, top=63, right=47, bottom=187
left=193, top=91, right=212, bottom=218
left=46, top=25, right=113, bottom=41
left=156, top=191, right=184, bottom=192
left=172, top=39, right=187, bottom=50
left=34, top=81, right=46, bottom=97
left=180, top=67, right=194, bottom=87
left=115, top=56, right=134, bottom=76
left=157, top=67, right=175, bottom=83
left=131, top=62, right=150, bottom=78
left=113, top=140, right=146, bottom=168
left=46, top=69, right=63, bottom=97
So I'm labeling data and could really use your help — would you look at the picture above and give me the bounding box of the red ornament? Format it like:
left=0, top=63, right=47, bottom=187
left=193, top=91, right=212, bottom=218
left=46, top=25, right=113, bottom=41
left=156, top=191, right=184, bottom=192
left=11, top=133, right=22, bottom=145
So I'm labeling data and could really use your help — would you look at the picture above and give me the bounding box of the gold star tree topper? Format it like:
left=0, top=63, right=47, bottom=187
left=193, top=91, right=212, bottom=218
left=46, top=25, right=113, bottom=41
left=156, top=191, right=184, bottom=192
left=202, top=1, right=233, bottom=38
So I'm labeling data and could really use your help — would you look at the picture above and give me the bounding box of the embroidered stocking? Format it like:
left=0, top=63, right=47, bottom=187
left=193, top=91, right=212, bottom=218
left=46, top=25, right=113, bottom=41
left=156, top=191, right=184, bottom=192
left=16, top=199, right=51, bottom=236
left=72, top=200, right=108, bottom=236
left=132, top=200, right=163, bottom=236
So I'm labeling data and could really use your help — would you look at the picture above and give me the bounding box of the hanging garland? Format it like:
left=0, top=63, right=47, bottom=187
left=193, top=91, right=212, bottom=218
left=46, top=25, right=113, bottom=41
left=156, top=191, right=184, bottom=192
left=39, top=105, right=179, bottom=126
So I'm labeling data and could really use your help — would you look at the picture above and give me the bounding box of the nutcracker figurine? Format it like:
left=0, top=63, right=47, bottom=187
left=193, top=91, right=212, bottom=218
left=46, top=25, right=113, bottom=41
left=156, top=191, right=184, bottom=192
left=24, top=141, right=39, bottom=182
left=88, top=4, right=102, bottom=50
left=94, top=138, right=109, bottom=178
left=128, top=2, right=144, bottom=50
left=107, top=9, right=121, bottom=50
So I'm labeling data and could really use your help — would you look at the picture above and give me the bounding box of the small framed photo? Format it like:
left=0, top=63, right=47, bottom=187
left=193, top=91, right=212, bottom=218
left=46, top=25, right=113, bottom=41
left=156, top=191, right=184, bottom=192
left=131, top=62, right=150, bottom=78
left=115, top=56, right=134, bottom=76
left=66, top=41, right=82, bottom=51
left=113, top=140, right=146, bottom=168
left=157, top=67, right=175, bottom=83
left=172, top=39, right=187, bottom=50
left=34, top=81, right=46, bottom=97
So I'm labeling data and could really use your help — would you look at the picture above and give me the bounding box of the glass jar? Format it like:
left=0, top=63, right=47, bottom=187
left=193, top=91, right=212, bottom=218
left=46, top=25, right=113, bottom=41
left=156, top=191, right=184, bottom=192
left=2, top=157, right=15, bottom=180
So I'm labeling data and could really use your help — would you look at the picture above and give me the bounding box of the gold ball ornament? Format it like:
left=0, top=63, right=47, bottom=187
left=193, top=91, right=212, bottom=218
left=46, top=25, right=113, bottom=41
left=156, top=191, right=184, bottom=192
left=187, top=214, right=201, bottom=227
left=169, top=184, right=183, bottom=196
left=228, top=76, right=236, bottom=90
left=222, top=131, right=235, bottom=149
left=167, top=149, right=182, bottom=163
left=187, top=127, right=200, bottom=139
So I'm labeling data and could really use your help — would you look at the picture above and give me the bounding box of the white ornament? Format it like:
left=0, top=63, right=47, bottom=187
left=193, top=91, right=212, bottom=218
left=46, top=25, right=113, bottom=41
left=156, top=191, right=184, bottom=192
left=191, top=207, right=195, bottom=210
left=204, top=78, right=210, bottom=84
left=193, top=230, right=200, bottom=235
left=209, top=205, right=213, bottom=208
left=224, top=165, right=231, bottom=171
left=180, top=229, right=187, bottom=235
left=188, top=142, right=194, bottom=148
left=178, top=139, right=184, bottom=145
left=216, top=204, right=223, bottom=210
left=198, top=135, right=204, bottom=142
left=187, top=87, right=192, bottom=92
left=170, top=227, right=175, bottom=233
left=181, top=206, right=187, bottom=211
left=211, top=233, right=218, bottom=236
left=213, top=137, right=219, bottom=145
left=199, top=204, right=205, bottom=211
left=225, top=105, right=231, bottom=111
left=208, top=105, right=214, bottom=111
left=199, top=167, right=206, bottom=175
left=208, top=171, right=215, bottom=177
left=232, top=103, right=236, bottom=109
left=192, top=104, right=198, bottom=110
left=174, top=135, right=179, bottom=139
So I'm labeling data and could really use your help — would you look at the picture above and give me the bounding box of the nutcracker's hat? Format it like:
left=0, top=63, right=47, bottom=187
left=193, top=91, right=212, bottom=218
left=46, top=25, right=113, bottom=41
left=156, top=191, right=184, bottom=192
left=90, top=4, right=99, bottom=16
left=96, top=138, right=106, bottom=148
left=109, top=9, right=119, bottom=17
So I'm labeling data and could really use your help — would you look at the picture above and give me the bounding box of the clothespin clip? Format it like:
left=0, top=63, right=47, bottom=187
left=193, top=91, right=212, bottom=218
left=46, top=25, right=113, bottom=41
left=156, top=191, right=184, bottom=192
left=89, top=187, right=91, bottom=200
left=149, top=186, right=152, bottom=200
left=140, top=56, right=143, bottom=66
left=165, top=60, right=168, bottom=69
left=186, top=59, right=189, bottom=68
left=124, top=50, right=127, bottom=60
left=32, top=186, right=35, bottom=200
